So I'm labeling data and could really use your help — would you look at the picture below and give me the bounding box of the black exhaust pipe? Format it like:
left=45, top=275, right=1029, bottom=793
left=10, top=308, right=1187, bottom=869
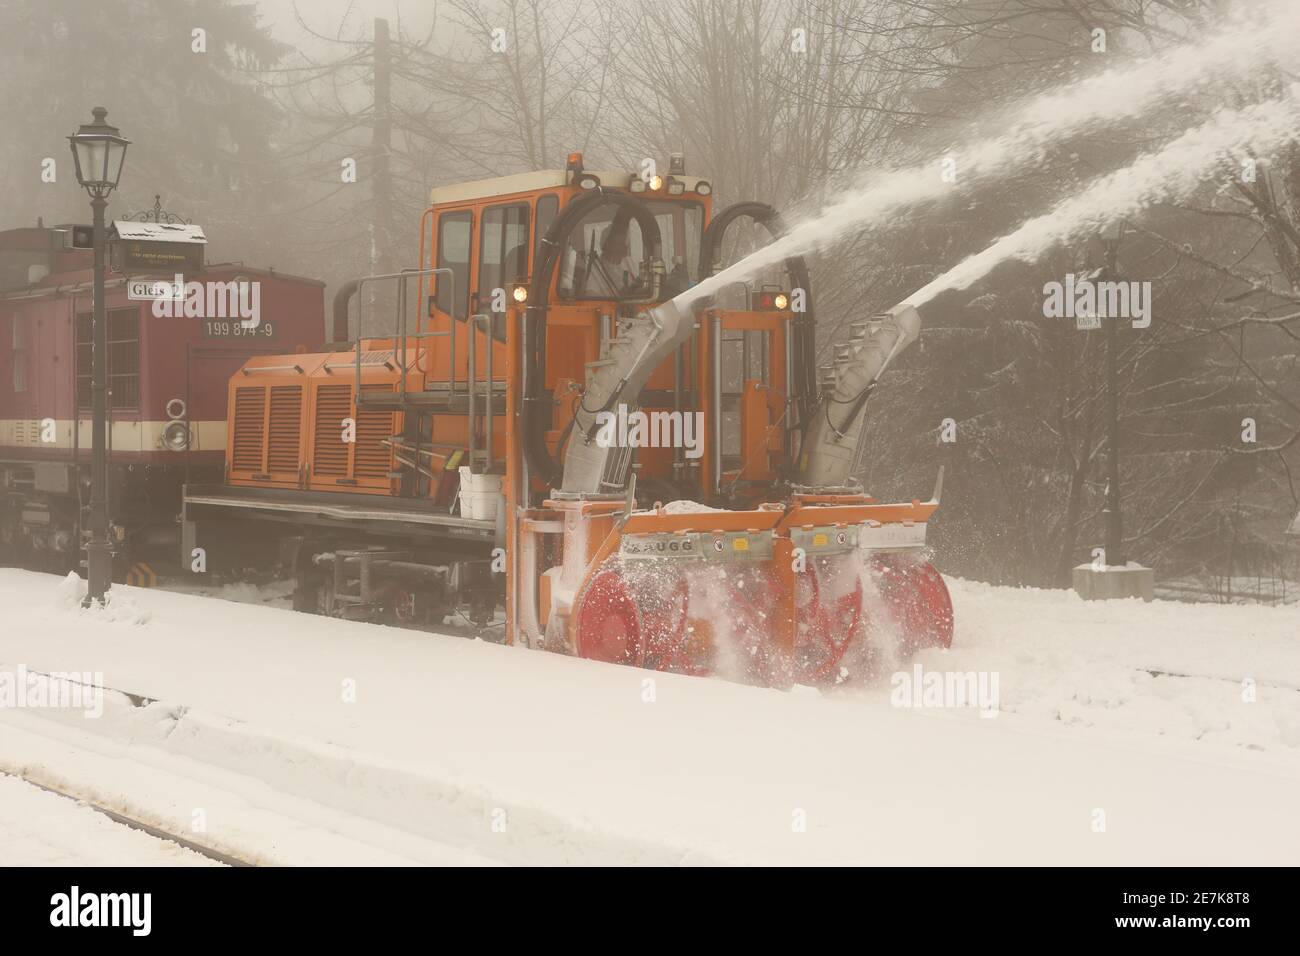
left=330, top=279, right=360, bottom=346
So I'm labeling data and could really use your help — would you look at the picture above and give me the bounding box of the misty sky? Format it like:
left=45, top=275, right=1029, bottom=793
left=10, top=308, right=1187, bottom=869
left=255, top=0, right=438, bottom=45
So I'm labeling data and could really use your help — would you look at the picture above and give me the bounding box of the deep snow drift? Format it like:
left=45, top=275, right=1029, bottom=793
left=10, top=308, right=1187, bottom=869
left=1, top=568, right=1297, bottom=865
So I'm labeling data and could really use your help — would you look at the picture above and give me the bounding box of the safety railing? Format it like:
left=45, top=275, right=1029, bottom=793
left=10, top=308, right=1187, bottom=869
left=466, top=313, right=496, bottom=473
left=344, top=269, right=504, bottom=482
left=350, top=267, right=454, bottom=406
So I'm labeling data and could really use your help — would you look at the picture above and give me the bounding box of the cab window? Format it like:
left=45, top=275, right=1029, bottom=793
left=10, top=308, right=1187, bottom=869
left=558, top=200, right=702, bottom=301
left=477, top=203, right=530, bottom=310
left=436, top=210, right=472, bottom=320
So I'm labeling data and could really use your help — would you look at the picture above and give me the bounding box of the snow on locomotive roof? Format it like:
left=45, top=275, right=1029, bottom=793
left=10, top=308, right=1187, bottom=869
left=429, top=171, right=706, bottom=206
left=110, top=220, right=207, bottom=244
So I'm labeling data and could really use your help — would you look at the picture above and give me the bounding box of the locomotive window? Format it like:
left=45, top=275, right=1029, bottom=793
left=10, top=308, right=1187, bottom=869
left=76, top=307, right=140, bottom=410
left=435, top=210, right=472, bottom=321
left=477, top=203, right=530, bottom=312
left=11, top=314, right=27, bottom=393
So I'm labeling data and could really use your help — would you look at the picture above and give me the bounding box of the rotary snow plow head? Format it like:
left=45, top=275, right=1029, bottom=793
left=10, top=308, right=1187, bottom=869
left=568, top=489, right=953, bottom=687
left=548, top=290, right=952, bottom=687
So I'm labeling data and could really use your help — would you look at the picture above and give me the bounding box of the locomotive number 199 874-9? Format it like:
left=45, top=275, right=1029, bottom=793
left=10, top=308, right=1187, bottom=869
left=202, top=320, right=275, bottom=338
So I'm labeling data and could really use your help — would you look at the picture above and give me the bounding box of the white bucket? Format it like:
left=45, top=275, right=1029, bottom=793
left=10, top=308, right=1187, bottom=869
left=458, top=466, right=504, bottom=520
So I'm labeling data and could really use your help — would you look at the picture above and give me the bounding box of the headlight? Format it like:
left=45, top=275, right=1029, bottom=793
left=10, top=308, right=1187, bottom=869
left=648, top=174, right=664, bottom=191
left=511, top=284, right=528, bottom=303
left=162, top=420, right=190, bottom=451
left=578, top=174, right=600, bottom=190
left=774, top=293, right=789, bottom=310
left=695, top=181, right=712, bottom=196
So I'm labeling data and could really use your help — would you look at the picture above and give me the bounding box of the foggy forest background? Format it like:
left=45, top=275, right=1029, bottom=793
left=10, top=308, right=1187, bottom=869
left=2, top=0, right=1298, bottom=601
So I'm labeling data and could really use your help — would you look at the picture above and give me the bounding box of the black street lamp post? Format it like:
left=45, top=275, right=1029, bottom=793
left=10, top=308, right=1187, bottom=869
left=1100, top=225, right=1125, bottom=569
left=68, top=107, right=130, bottom=606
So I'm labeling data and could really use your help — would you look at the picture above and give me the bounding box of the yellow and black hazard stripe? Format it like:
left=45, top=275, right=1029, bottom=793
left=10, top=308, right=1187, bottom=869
left=125, top=561, right=157, bottom=588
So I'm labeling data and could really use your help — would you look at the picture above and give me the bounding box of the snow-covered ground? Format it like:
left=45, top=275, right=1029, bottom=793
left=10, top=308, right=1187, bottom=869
left=0, top=773, right=217, bottom=866
left=1, top=567, right=1297, bottom=865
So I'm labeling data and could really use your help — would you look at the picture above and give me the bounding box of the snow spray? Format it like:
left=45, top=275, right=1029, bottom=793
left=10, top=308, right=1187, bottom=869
left=903, top=92, right=1300, bottom=308
left=671, top=0, right=1300, bottom=310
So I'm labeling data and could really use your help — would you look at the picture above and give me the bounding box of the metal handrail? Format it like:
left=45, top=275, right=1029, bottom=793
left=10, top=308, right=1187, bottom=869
left=467, top=313, right=498, bottom=473
left=350, top=267, right=454, bottom=404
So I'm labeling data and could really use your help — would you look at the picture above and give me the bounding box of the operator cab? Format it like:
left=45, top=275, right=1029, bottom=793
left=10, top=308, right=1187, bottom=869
left=427, top=152, right=713, bottom=325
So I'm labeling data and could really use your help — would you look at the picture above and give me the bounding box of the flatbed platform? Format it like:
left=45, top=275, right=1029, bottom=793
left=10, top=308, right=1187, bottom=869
left=181, top=482, right=498, bottom=553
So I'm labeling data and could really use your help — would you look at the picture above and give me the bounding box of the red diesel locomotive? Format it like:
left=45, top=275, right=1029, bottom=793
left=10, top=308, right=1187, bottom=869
left=0, top=218, right=324, bottom=575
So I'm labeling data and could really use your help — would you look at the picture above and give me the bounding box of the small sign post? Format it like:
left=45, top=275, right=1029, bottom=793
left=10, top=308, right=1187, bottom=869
left=126, top=276, right=182, bottom=301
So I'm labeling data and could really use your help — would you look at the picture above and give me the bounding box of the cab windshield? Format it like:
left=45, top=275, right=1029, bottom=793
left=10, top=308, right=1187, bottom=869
left=558, top=200, right=703, bottom=301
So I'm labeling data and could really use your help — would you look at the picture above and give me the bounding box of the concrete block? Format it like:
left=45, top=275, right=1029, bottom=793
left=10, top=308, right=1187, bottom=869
left=1072, top=563, right=1155, bottom=601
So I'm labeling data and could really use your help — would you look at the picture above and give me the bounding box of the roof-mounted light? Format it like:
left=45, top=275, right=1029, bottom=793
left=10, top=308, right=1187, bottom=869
left=566, top=150, right=584, bottom=185
left=695, top=181, right=712, bottom=196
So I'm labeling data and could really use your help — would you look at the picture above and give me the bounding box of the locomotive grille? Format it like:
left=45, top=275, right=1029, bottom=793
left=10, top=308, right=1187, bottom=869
left=232, top=387, right=266, bottom=472
left=266, top=386, right=303, bottom=473
left=353, top=384, right=394, bottom=478
left=313, top=384, right=352, bottom=476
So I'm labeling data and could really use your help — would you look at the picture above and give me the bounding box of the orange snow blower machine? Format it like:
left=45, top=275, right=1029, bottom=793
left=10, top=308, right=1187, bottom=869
left=183, top=153, right=952, bottom=687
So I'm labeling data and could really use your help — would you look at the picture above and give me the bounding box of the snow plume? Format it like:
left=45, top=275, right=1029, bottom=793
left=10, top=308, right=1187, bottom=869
left=904, top=91, right=1300, bottom=308
left=673, top=0, right=1300, bottom=309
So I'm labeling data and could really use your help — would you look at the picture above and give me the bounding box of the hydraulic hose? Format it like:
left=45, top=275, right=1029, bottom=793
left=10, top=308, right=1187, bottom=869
left=698, top=202, right=817, bottom=424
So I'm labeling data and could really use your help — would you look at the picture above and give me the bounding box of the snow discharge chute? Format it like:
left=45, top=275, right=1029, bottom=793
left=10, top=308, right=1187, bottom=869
left=560, top=296, right=694, bottom=494
left=796, top=302, right=922, bottom=489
